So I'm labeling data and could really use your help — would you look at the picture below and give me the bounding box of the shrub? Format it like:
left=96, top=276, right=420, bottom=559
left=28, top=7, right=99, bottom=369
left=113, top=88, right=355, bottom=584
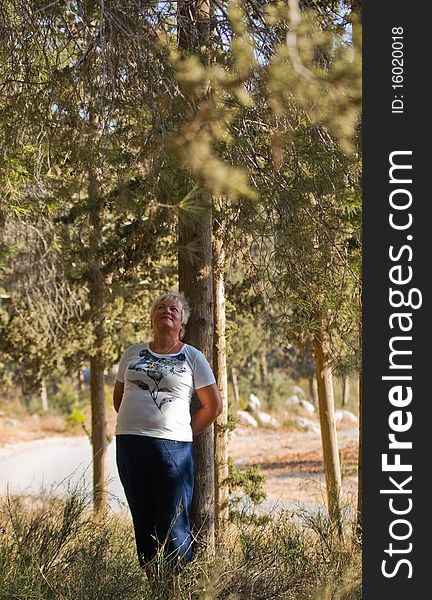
left=228, top=459, right=267, bottom=507
left=50, top=380, right=80, bottom=416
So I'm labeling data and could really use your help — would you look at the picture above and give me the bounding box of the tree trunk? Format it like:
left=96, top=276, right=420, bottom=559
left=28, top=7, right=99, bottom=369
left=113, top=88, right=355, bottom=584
left=40, top=379, right=49, bottom=412
left=351, top=0, right=362, bottom=537
left=351, top=0, right=362, bottom=22
left=75, top=366, right=83, bottom=394
left=213, top=218, right=229, bottom=549
left=356, top=296, right=362, bottom=536
left=88, top=169, right=108, bottom=517
left=351, top=0, right=362, bottom=45
left=308, top=375, right=318, bottom=406
left=178, top=205, right=214, bottom=554
left=177, top=0, right=215, bottom=555
left=313, top=329, right=341, bottom=523
left=231, top=366, right=241, bottom=406
left=342, top=374, right=350, bottom=407
left=260, top=352, right=269, bottom=387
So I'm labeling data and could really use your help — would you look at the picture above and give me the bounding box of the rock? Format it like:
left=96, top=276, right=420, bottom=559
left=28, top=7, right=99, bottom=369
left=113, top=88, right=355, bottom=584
left=4, top=418, right=19, bottom=428
left=335, top=409, right=358, bottom=423
left=248, top=393, right=261, bottom=412
left=287, top=394, right=301, bottom=405
left=286, top=396, right=315, bottom=413
left=296, top=417, right=320, bottom=433
left=237, top=410, right=258, bottom=428
left=292, top=385, right=306, bottom=398
left=257, top=411, right=279, bottom=428
left=298, top=399, right=316, bottom=413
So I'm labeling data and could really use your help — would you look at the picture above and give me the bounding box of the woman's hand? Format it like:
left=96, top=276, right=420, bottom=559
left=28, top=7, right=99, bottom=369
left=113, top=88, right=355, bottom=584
left=113, top=380, right=125, bottom=413
left=191, top=383, right=223, bottom=437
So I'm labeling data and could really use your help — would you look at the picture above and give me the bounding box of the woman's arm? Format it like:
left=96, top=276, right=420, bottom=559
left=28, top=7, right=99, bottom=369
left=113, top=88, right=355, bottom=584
left=192, top=383, right=223, bottom=437
left=113, top=380, right=125, bottom=413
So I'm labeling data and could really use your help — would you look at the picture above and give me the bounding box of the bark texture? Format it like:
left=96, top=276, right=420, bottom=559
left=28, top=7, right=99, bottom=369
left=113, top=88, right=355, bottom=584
left=40, top=379, right=49, bottom=412
left=313, top=329, right=341, bottom=522
left=231, top=367, right=241, bottom=406
left=177, top=0, right=215, bottom=554
left=88, top=170, right=108, bottom=517
left=356, top=297, right=362, bottom=535
left=213, top=224, right=229, bottom=548
left=178, top=206, right=215, bottom=554
left=342, top=375, right=350, bottom=407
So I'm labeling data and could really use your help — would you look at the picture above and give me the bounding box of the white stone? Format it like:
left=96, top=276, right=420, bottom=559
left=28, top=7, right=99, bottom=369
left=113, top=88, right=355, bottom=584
left=287, top=394, right=301, bottom=405
left=237, top=410, right=258, bottom=428
left=248, top=393, right=261, bottom=412
left=292, top=385, right=306, bottom=398
left=286, top=395, right=316, bottom=412
left=257, top=411, right=279, bottom=427
left=298, top=399, right=316, bottom=413
left=335, top=409, right=358, bottom=423
left=296, top=417, right=320, bottom=433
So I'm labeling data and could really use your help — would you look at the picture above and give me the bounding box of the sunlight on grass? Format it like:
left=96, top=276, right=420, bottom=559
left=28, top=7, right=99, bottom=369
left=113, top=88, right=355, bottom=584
left=0, top=485, right=361, bottom=599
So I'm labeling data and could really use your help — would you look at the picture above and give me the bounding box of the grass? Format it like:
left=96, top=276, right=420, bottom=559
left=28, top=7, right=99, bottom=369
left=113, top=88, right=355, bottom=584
left=0, top=486, right=361, bottom=600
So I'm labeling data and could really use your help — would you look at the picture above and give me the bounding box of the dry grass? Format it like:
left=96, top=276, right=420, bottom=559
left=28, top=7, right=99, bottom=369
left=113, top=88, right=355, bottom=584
left=0, top=411, right=67, bottom=446
left=0, top=485, right=361, bottom=600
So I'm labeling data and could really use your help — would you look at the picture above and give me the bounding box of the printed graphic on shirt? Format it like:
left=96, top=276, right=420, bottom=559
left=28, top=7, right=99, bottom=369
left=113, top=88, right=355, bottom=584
left=128, top=349, right=187, bottom=412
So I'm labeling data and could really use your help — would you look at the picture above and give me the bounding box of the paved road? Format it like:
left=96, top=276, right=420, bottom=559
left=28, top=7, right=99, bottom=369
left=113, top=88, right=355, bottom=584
left=0, top=436, right=127, bottom=512
left=0, top=435, right=337, bottom=516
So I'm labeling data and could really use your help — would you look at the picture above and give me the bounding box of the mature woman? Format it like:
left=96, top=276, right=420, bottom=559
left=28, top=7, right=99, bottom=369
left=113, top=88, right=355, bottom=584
left=113, top=291, right=222, bottom=569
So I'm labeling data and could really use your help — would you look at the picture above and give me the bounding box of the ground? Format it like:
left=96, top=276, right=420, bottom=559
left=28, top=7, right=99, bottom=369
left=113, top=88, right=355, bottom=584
left=229, top=424, right=358, bottom=508
left=0, top=405, right=359, bottom=510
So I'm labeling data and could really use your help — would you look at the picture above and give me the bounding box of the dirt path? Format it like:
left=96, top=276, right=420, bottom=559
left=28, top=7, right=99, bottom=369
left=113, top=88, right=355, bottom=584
left=0, top=423, right=358, bottom=514
left=229, top=425, right=359, bottom=510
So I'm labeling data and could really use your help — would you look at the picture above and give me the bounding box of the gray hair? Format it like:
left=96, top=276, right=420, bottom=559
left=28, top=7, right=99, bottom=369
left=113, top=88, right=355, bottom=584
left=150, top=291, right=191, bottom=339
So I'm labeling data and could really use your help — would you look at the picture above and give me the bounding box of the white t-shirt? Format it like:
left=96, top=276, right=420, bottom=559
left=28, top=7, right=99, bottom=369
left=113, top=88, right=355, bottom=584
left=115, top=342, right=216, bottom=442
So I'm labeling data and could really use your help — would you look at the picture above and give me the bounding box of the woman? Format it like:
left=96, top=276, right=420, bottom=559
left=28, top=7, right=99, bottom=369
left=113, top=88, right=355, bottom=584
left=113, top=291, right=222, bottom=569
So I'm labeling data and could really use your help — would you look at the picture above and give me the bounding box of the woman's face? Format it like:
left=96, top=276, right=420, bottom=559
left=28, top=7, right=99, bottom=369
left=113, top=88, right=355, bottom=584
left=152, top=299, right=183, bottom=336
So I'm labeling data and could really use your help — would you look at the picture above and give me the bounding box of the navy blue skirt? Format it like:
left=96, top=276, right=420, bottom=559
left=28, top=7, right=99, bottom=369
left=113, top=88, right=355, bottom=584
left=116, top=434, right=195, bottom=567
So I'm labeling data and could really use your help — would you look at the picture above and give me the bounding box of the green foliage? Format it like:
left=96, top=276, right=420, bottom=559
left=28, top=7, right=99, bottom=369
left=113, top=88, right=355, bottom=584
left=226, top=409, right=239, bottom=434
left=228, top=458, right=267, bottom=505
left=0, top=0, right=183, bottom=400
left=0, top=0, right=361, bottom=392
left=265, top=2, right=361, bottom=153
left=65, top=407, right=86, bottom=431
left=50, top=380, right=80, bottom=416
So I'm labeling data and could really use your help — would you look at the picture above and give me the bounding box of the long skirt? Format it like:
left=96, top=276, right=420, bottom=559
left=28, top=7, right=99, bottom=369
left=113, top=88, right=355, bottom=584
left=116, top=434, right=195, bottom=567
